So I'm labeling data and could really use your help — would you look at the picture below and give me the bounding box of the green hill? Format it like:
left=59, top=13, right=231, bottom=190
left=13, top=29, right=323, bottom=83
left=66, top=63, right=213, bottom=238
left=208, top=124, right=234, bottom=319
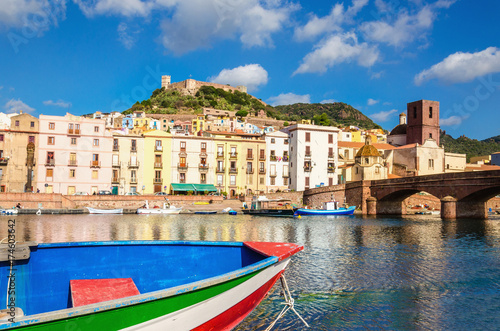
left=482, top=135, right=500, bottom=143
left=271, top=102, right=383, bottom=130
left=440, top=131, right=500, bottom=162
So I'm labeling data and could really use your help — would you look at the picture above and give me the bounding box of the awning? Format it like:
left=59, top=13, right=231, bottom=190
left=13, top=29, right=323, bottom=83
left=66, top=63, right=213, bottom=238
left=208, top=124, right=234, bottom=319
left=170, top=183, right=218, bottom=193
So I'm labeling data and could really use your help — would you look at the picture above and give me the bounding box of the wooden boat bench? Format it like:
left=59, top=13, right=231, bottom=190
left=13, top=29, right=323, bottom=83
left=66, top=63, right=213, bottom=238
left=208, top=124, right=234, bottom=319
left=70, top=278, right=140, bottom=307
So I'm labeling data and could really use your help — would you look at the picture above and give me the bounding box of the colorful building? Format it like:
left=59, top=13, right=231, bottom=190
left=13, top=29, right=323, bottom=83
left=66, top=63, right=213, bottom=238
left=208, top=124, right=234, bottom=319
left=143, top=130, right=172, bottom=194
left=111, top=132, right=145, bottom=195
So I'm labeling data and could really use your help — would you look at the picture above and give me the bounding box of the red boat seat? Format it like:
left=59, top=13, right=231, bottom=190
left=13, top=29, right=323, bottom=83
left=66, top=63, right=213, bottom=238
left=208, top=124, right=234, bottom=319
left=70, top=278, right=140, bottom=307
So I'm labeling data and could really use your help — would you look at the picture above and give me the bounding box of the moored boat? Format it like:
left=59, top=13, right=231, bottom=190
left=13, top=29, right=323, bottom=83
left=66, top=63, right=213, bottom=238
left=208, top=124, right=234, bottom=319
left=242, top=196, right=297, bottom=217
left=137, top=201, right=181, bottom=214
left=0, top=240, right=304, bottom=330
left=194, top=210, right=217, bottom=214
left=294, top=201, right=355, bottom=216
left=86, top=207, right=123, bottom=214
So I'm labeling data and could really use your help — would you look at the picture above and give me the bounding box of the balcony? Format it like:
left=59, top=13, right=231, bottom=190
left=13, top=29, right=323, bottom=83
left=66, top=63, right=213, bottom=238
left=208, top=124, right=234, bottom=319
left=199, top=164, right=209, bottom=172
left=0, top=158, right=8, bottom=166
left=259, top=168, right=266, bottom=174
left=112, top=161, right=120, bottom=167
left=246, top=154, right=254, bottom=160
left=155, top=145, right=163, bottom=151
left=229, top=168, right=238, bottom=174
left=282, top=173, right=289, bottom=178
left=128, top=161, right=140, bottom=168
left=177, top=163, right=188, bottom=171
left=68, top=160, right=77, bottom=167
left=216, top=167, right=225, bottom=173
left=130, top=146, right=137, bottom=152
left=328, top=153, right=335, bottom=159
left=270, top=155, right=277, bottom=162
left=303, top=166, right=312, bottom=172
left=154, top=162, right=163, bottom=168
left=153, top=178, right=163, bottom=184
left=130, top=177, right=137, bottom=184
left=259, top=154, right=266, bottom=161
left=229, top=152, right=238, bottom=159
left=217, top=152, right=224, bottom=159
left=283, top=155, right=289, bottom=162
left=111, top=177, right=119, bottom=184
left=246, top=168, right=254, bottom=174
left=113, top=144, right=119, bottom=151
left=305, top=152, right=312, bottom=158
left=45, top=160, right=55, bottom=167
left=328, top=167, right=335, bottom=173
left=67, top=129, right=80, bottom=135
left=90, top=161, right=101, bottom=168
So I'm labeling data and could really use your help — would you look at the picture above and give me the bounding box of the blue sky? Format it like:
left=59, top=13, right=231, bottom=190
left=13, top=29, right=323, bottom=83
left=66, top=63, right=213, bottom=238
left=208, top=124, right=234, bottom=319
left=1, top=0, right=499, bottom=140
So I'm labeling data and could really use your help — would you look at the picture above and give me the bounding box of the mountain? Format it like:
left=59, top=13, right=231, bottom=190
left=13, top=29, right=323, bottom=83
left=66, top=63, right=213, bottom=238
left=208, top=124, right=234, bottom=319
left=271, top=102, right=382, bottom=130
left=482, top=135, right=500, bottom=143
left=440, top=131, right=500, bottom=162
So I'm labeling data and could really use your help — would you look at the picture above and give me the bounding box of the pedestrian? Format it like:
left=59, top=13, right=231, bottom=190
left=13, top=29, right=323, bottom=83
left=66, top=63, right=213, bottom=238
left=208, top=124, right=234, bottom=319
left=37, top=188, right=40, bottom=193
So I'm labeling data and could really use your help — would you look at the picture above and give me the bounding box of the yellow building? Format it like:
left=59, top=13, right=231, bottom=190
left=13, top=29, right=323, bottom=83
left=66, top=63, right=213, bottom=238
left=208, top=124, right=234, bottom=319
left=192, top=115, right=205, bottom=134
left=350, top=130, right=362, bottom=142
left=143, top=130, right=172, bottom=194
left=210, top=131, right=266, bottom=198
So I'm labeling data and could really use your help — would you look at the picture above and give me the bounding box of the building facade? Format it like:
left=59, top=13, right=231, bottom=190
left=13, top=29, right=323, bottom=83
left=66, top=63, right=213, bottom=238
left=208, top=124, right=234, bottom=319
left=112, top=133, right=145, bottom=195
left=264, top=131, right=290, bottom=192
left=406, top=100, right=440, bottom=145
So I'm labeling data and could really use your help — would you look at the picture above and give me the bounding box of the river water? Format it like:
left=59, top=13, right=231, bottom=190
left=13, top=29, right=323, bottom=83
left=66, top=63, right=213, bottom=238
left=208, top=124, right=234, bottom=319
left=3, top=213, right=500, bottom=330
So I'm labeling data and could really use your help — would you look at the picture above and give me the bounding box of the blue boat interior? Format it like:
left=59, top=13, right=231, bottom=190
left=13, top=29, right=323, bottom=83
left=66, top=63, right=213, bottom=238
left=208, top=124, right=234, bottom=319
left=0, top=241, right=268, bottom=316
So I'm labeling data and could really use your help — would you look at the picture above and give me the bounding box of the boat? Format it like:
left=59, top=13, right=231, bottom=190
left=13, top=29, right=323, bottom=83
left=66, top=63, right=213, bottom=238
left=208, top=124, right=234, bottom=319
left=496, top=210, right=500, bottom=215
left=194, top=210, right=217, bottom=214
left=242, top=196, right=297, bottom=217
left=0, top=208, right=18, bottom=216
left=86, top=207, right=123, bottom=214
left=294, top=201, right=355, bottom=216
left=0, top=240, right=304, bottom=330
left=137, top=200, right=182, bottom=214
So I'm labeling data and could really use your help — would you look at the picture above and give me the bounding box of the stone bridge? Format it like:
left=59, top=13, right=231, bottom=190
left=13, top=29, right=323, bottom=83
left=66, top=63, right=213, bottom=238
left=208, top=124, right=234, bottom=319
left=303, top=170, right=500, bottom=219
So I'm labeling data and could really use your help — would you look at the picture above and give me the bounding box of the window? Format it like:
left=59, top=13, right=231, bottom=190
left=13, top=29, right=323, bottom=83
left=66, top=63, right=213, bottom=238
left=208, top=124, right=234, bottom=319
left=49, top=122, right=55, bottom=130
left=69, top=169, right=76, bottom=178
left=180, top=173, right=186, bottom=183
left=71, top=138, right=77, bottom=145
left=429, top=159, right=434, bottom=169
left=305, top=132, right=310, bottom=142
left=230, top=146, right=237, bottom=156
left=15, top=121, right=19, bottom=127
left=230, top=175, right=236, bottom=185
left=217, top=145, right=224, bottom=156
left=155, top=154, right=162, bottom=167
left=344, top=149, right=349, bottom=158
left=180, top=141, right=186, bottom=151
left=29, top=136, right=35, bottom=143
left=200, top=173, right=206, bottom=183
left=217, top=160, right=224, bottom=172
left=30, top=121, right=35, bottom=128
left=328, top=134, right=333, bottom=144
left=284, top=139, right=289, bottom=145
left=179, top=156, right=186, bottom=167
left=131, top=170, right=137, bottom=182
left=46, top=151, right=55, bottom=165
left=375, top=167, right=380, bottom=174
left=283, top=165, right=289, bottom=177
left=92, top=154, right=99, bottom=167
left=247, top=162, right=253, bottom=172
left=75, top=124, right=80, bottom=132
left=201, top=142, right=206, bottom=152
left=92, top=170, right=98, bottom=179
left=305, top=146, right=311, bottom=156
left=230, top=161, right=236, bottom=170
left=355, top=167, right=359, bottom=174
left=155, top=140, right=162, bottom=150
left=217, top=175, right=223, bottom=185
left=429, top=133, right=432, bottom=139
left=0, top=135, right=3, bottom=141
left=131, top=140, right=137, bottom=151
left=270, top=177, right=275, bottom=185
left=46, top=168, right=53, bottom=180
left=447, top=164, right=450, bottom=169
left=260, top=149, right=265, bottom=159
left=260, top=162, right=265, bottom=172
left=94, top=126, right=99, bottom=132
left=429, top=107, right=433, bottom=118
left=271, top=138, right=275, bottom=143
left=69, top=153, right=77, bottom=166
left=305, top=177, right=310, bottom=188
left=260, top=177, right=265, bottom=185
left=365, top=157, right=369, bottom=164
left=329, top=178, right=333, bottom=186
left=48, top=136, right=55, bottom=145
left=247, top=148, right=253, bottom=159
left=93, top=139, right=99, bottom=146
left=413, top=107, right=417, bottom=119
left=270, top=164, right=276, bottom=176
left=113, top=139, right=119, bottom=150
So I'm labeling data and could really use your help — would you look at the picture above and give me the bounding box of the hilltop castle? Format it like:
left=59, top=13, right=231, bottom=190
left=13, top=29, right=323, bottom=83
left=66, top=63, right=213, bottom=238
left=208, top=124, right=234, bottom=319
left=161, top=75, right=247, bottom=96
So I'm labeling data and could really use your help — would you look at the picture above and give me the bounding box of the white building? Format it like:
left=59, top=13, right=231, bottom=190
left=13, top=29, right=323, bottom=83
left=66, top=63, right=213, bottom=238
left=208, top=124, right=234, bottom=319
left=282, top=124, right=340, bottom=191
left=264, top=131, right=290, bottom=192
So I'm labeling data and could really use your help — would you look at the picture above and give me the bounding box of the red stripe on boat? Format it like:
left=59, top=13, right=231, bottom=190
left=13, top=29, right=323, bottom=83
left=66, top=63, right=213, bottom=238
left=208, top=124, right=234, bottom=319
left=192, top=271, right=284, bottom=331
left=244, top=242, right=304, bottom=261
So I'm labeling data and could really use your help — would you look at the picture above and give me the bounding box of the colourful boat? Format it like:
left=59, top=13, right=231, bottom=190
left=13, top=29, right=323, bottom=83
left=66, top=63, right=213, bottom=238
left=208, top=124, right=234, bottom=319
left=295, top=201, right=356, bottom=216
left=242, top=196, right=297, bottom=217
left=137, top=201, right=182, bottom=214
left=0, top=240, right=303, bottom=330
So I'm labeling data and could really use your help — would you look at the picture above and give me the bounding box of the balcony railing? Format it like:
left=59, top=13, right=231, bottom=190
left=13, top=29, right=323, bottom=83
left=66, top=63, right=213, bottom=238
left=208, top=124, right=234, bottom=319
left=177, top=163, right=188, bottom=170
left=283, top=156, right=289, bottom=162
left=229, top=168, right=238, bottom=174
left=130, top=177, right=137, bottom=184
left=0, top=158, right=8, bottom=166
left=328, top=167, right=335, bottom=173
left=45, top=160, right=55, bottom=167
left=155, top=145, right=163, bottom=151
left=269, top=172, right=276, bottom=177
left=153, top=178, right=163, bottom=184
left=131, top=146, right=137, bottom=152
left=216, top=167, right=225, bottom=173
left=128, top=161, right=139, bottom=168
left=217, top=152, right=224, bottom=159
left=111, top=177, right=119, bottom=184
left=246, top=154, right=253, bottom=160
left=199, top=164, right=209, bottom=172
left=112, top=161, right=120, bottom=167
left=303, top=166, right=312, bottom=172
left=90, top=161, right=101, bottom=168
left=270, top=155, right=277, bottom=161
left=229, top=152, right=238, bottom=159
left=113, top=144, right=119, bottom=151
left=154, top=162, right=163, bottom=168
left=305, top=152, right=312, bottom=158
left=259, top=168, right=266, bottom=174
left=259, top=154, right=266, bottom=161
left=282, top=173, right=289, bottom=178
left=67, top=129, right=80, bottom=135
left=68, top=160, right=77, bottom=166
left=246, top=168, right=254, bottom=174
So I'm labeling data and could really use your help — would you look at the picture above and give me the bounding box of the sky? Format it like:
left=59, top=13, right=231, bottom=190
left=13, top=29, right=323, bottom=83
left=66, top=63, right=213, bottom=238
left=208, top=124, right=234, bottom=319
left=0, top=0, right=499, bottom=140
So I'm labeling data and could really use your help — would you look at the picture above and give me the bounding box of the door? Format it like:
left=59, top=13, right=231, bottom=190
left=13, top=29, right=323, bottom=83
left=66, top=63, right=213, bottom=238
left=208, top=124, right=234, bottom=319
left=112, top=186, right=118, bottom=195
left=67, top=186, right=75, bottom=195
left=45, top=185, right=53, bottom=193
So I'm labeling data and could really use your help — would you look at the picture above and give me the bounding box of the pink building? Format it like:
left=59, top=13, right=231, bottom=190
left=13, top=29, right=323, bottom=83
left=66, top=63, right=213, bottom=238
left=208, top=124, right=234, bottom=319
left=37, top=113, right=113, bottom=195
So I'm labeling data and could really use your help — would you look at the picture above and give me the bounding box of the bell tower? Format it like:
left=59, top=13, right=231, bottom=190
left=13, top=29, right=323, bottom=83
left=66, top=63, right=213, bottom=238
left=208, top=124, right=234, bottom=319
left=406, top=100, right=440, bottom=145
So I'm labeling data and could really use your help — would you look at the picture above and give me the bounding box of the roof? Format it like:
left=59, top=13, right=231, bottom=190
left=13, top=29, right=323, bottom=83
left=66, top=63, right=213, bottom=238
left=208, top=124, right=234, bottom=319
left=394, top=143, right=418, bottom=149
left=389, top=123, right=407, bottom=135
left=170, top=183, right=217, bottom=192
left=465, top=164, right=500, bottom=171
left=356, top=144, right=380, bottom=157
left=388, top=174, right=402, bottom=179
left=338, top=141, right=396, bottom=150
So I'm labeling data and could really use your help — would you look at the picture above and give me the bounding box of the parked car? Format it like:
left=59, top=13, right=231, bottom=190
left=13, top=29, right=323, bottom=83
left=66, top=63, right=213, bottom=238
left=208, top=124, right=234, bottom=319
left=72, top=192, right=89, bottom=196
left=154, top=192, right=168, bottom=196
left=98, top=190, right=113, bottom=195
left=124, top=192, right=140, bottom=195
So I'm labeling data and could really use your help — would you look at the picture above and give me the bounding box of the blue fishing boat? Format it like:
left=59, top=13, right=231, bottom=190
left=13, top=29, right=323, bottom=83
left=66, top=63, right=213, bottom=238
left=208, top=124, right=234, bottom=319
left=295, top=201, right=356, bottom=216
left=0, top=240, right=304, bottom=330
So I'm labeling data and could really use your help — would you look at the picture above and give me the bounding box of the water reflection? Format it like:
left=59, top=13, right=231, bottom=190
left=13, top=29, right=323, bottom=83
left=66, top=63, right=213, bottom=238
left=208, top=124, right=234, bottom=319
left=1, top=214, right=500, bottom=330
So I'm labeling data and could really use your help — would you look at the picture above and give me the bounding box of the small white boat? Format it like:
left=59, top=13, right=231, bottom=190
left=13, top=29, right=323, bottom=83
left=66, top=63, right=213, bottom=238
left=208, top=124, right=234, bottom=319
left=137, top=201, right=182, bottom=214
left=0, top=208, right=19, bottom=216
left=86, top=207, right=123, bottom=214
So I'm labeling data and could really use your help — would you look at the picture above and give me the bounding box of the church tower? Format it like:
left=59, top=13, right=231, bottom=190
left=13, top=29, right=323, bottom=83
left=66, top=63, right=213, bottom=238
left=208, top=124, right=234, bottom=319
left=406, top=100, right=440, bottom=145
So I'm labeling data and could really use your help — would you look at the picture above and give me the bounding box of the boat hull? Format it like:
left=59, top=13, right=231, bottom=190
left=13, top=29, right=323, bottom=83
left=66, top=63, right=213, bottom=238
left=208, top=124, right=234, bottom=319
left=86, top=207, right=123, bottom=214
left=294, top=206, right=356, bottom=216
left=136, top=208, right=181, bottom=214
left=242, top=209, right=296, bottom=217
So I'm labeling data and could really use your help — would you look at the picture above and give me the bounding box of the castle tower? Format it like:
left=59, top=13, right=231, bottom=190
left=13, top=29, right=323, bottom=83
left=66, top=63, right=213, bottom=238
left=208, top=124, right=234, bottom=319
left=161, top=75, right=171, bottom=89
left=406, top=100, right=440, bottom=145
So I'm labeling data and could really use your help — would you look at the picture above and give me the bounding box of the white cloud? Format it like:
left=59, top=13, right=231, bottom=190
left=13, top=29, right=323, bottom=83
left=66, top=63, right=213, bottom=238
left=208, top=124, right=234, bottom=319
left=160, top=0, right=297, bottom=55
left=209, top=64, right=268, bottom=92
left=0, top=0, right=66, bottom=30
left=43, top=99, right=72, bottom=108
left=74, top=0, right=154, bottom=17
left=320, top=99, right=336, bottom=104
left=267, top=93, right=310, bottom=106
left=294, top=0, right=368, bottom=42
left=361, top=1, right=455, bottom=47
left=294, top=32, right=379, bottom=75
left=367, top=98, right=379, bottom=106
left=440, top=115, right=469, bottom=126
left=4, top=99, right=35, bottom=113
left=371, top=71, right=383, bottom=79
left=370, top=108, right=397, bottom=122
left=117, top=22, right=139, bottom=49
left=414, top=47, right=500, bottom=85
